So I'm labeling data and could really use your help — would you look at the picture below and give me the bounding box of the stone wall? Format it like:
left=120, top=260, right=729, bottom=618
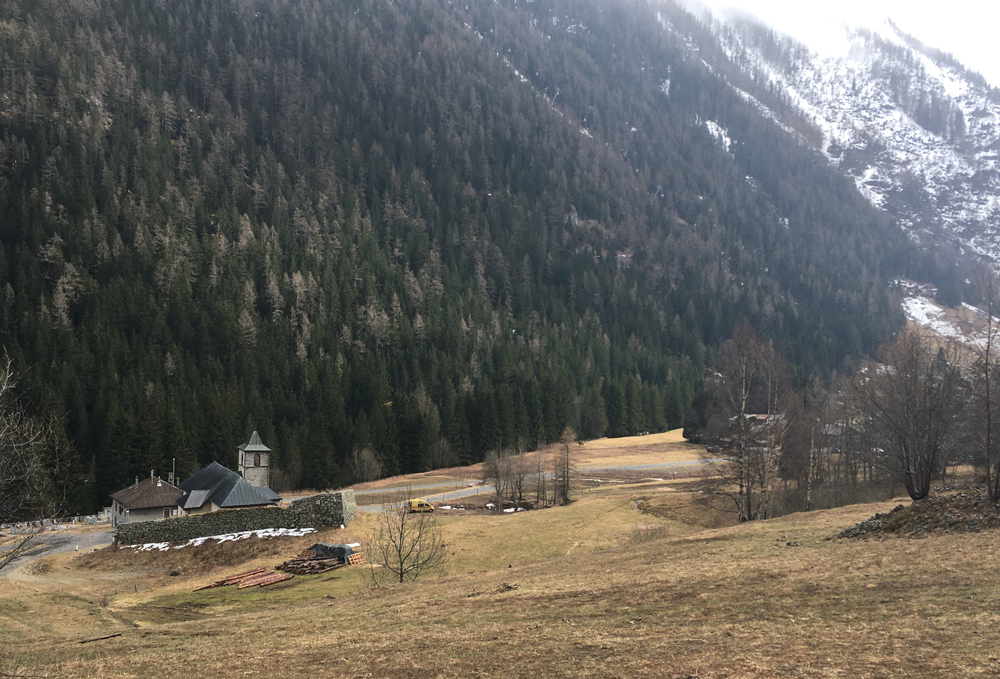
left=114, top=490, right=357, bottom=546
left=288, top=490, right=357, bottom=527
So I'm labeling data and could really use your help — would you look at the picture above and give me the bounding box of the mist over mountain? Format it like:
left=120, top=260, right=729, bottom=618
left=0, top=0, right=939, bottom=511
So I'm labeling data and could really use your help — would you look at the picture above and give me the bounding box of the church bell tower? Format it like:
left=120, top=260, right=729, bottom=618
left=237, top=430, right=271, bottom=488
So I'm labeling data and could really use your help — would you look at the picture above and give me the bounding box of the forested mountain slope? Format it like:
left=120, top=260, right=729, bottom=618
left=0, top=0, right=924, bottom=511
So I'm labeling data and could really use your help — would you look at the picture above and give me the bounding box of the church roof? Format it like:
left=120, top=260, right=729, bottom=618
left=177, top=462, right=280, bottom=510
left=237, top=430, right=271, bottom=453
left=110, top=476, right=183, bottom=510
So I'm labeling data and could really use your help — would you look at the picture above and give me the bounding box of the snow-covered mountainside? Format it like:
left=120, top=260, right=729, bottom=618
left=708, top=17, right=1000, bottom=263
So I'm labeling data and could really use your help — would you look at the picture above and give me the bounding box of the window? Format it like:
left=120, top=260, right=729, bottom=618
left=254, top=452, right=261, bottom=467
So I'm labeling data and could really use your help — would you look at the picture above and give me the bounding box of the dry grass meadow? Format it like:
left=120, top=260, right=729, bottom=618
left=4, top=434, right=1000, bottom=678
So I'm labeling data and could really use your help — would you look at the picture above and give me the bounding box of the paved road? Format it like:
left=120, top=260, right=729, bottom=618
left=0, top=529, right=114, bottom=574
left=352, top=481, right=471, bottom=496
left=357, top=484, right=491, bottom=513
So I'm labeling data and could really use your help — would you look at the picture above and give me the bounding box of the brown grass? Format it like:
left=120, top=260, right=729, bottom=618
left=6, top=455, right=1000, bottom=677
left=343, top=429, right=705, bottom=498
left=574, top=429, right=708, bottom=468
left=9, top=497, right=1000, bottom=677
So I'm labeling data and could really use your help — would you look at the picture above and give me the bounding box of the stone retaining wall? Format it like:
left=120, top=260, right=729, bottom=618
left=114, top=490, right=357, bottom=546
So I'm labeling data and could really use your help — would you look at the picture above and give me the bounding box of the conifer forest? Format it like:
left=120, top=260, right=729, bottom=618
left=0, top=0, right=951, bottom=512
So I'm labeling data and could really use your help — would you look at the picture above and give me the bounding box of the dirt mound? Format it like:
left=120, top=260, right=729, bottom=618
left=841, top=488, right=1000, bottom=538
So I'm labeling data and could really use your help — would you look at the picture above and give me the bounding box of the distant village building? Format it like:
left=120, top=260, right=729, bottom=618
left=109, top=473, right=183, bottom=527
left=108, top=433, right=282, bottom=527
left=176, top=461, right=281, bottom=514
left=237, top=430, right=271, bottom=488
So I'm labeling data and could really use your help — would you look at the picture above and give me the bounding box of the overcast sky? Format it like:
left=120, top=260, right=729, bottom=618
left=682, top=0, right=1000, bottom=87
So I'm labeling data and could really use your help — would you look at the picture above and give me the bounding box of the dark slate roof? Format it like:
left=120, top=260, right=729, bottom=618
left=110, top=476, right=183, bottom=510
left=237, top=430, right=271, bottom=453
left=177, top=461, right=281, bottom=509
left=179, top=489, right=211, bottom=511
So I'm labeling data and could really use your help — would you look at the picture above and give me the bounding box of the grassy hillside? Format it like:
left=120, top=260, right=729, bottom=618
left=3, top=448, right=998, bottom=677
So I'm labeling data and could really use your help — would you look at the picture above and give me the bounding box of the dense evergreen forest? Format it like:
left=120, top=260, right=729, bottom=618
left=0, top=0, right=936, bottom=512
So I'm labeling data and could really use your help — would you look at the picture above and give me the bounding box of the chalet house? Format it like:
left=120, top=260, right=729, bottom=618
left=109, top=474, right=184, bottom=527
left=176, top=461, right=281, bottom=514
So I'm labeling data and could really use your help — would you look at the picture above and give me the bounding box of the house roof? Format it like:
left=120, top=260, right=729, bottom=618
left=177, top=461, right=280, bottom=510
left=237, top=430, right=271, bottom=453
left=110, top=476, right=183, bottom=511
left=178, top=489, right=212, bottom=510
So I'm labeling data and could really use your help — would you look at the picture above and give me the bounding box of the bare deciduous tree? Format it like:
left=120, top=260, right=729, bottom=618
left=534, top=447, right=548, bottom=507
left=951, top=268, right=1000, bottom=501
left=482, top=449, right=529, bottom=509
left=482, top=449, right=508, bottom=510
left=702, top=323, right=792, bottom=521
left=851, top=328, right=960, bottom=501
left=0, top=357, right=68, bottom=572
left=555, top=426, right=575, bottom=504
left=349, top=446, right=382, bottom=484
left=366, top=490, right=446, bottom=586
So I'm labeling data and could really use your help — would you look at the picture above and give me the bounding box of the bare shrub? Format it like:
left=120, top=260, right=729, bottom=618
left=628, top=523, right=669, bottom=543
left=366, top=490, right=446, bottom=586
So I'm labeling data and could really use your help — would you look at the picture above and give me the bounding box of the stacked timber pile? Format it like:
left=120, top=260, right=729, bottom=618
left=193, top=567, right=293, bottom=591
left=276, top=548, right=367, bottom=574
left=276, top=550, right=344, bottom=574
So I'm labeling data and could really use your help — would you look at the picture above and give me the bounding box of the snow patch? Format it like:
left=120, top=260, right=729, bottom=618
left=704, top=120, right=733, bottom=154
left=132, top=527, right=317, bottom=552
left=902, top=296, right=991, bottom=348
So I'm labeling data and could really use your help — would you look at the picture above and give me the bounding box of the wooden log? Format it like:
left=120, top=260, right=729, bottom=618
left=236, top=572, right=279, bottom=586
left=277, top=557, right=342, bottom=573
left=217, top=568, right=267, bottom=586
left=79, top=632, right=122, bottom=644
left=221, top=567, right=267, bottom=580
left=257, top=574, right=293, bottom=587
left=239, top=572, right=290, bottom=588
left=194, top=567, right=269, bottom=591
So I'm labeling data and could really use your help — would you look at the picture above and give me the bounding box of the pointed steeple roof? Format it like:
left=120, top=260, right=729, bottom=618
left=238, top=430, right=271, bottom=452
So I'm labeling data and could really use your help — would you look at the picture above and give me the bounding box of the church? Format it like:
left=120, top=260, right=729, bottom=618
left=109, top=430, right=281, bottom=525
